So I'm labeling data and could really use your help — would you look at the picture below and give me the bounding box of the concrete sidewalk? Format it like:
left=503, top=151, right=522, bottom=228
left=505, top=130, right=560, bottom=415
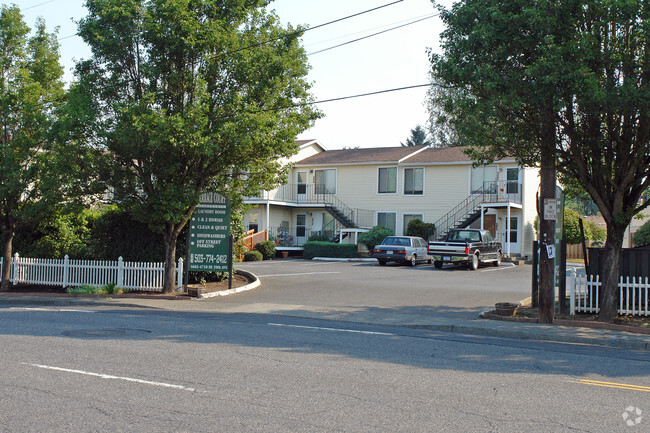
left=1, top=288, right=648, bottom=351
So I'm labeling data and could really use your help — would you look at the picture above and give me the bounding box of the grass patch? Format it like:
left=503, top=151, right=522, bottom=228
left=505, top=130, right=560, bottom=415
left=66, top=283, right=130, bottom=295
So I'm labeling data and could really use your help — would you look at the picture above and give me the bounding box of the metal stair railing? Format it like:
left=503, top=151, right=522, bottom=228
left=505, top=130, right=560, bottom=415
left=433, top=189, right=487, bottom=240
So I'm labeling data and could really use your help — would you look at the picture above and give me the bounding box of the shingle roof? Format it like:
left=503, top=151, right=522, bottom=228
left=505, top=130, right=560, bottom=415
left=295, top=145, right=429, bottom=166
left=400, top=146, right=472, bottom=164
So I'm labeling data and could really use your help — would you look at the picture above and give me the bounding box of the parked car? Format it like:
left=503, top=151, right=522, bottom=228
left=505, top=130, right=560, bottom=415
left=428, top=228, right=502, bottom=270
left=373, top=236, right=432, bottom=266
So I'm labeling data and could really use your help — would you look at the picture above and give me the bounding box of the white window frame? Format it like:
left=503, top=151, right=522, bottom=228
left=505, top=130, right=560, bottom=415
left=403, top=167, right=425, bottom=196
left=403, top=213, right=424, bottom=235
left=377, top=166, right=398, bottom=195
left=313, top=168, right=337, bottom=195
left=376, top=211, right=397, bottom=235
left=470, top=165, right=498, bottom=194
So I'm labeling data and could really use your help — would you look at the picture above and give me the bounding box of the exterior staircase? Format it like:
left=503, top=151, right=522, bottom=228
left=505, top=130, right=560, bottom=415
left=433, top=192, right=487, bottom=241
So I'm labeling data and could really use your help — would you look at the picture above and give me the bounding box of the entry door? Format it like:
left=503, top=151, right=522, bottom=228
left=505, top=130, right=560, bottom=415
left=505, top=168, right=520, bottom=198
left=502, top=216, right=520, bottom=255
left=296, top=214, right=307, bottom=245
left=297, top=171, right=308, bottom=202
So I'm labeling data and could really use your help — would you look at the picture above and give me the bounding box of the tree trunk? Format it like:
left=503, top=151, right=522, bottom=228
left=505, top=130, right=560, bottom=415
left=598, top=224, right=625, bottom=322
left=1, top=228, right=14, bottom=291
left=162, top=224, right=178, bottom=294
left=538, top=123, right=556, bottom=324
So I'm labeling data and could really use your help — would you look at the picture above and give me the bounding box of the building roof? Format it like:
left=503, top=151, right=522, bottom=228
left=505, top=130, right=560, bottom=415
left=295, top=145, right=429, bottom=166
left=400, top=146, right=473, bottom=164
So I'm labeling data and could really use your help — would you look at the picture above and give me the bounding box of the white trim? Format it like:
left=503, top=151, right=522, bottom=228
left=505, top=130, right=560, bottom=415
left=402, top=167, right=425, bottom=196
left=376, top=166, right=398, bottom=195
left=376, top=211, right=397, bottom=234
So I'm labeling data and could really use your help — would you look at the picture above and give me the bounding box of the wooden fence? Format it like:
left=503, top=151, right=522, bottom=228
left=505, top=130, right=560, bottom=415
left=570, top=269, right=649, bottom=316
left=0, top=254, right=184, bottom=292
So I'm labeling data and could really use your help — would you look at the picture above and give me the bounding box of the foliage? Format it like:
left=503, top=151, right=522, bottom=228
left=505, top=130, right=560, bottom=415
left=74, top=0, right=320, bottom=292
left=633, top=221, right=650, bottom=247
left=401, top=125, right=432, bottom=147
left=308, top=233, right=331, bottom=242
left=188, top=271, right=227, bottom=284
left=405, top=219, right=436, bottom=241
left=254, top=240, right=276, bottom=260
left=357, top=226, right=394, bottom=252
left=244, top=250, right=263, bottom=261
left=66, top=283, right=130, bottom=295
left=303, top=242, right=356, bottom=260
left=0, top=6, right=65, bottom=288
left=85, top=206, right=171, bottom=262
left=430, top=0, right=650, bottom=322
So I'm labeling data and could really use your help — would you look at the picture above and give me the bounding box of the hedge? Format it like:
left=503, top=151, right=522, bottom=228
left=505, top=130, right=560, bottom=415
left=303, top=241, right=357, bottom=259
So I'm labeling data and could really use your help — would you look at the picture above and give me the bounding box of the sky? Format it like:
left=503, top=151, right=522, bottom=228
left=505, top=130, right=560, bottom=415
left=16, top=0, right=453, bottom=149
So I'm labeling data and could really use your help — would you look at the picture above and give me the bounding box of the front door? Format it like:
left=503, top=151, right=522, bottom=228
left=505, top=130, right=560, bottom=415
left=502, top=215, right=520, bottom=255
left=296, top=214, right=307, bottom=245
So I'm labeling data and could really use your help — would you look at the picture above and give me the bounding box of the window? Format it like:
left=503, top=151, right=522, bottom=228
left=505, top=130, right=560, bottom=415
left=508, top=217, right=518, bottom=243
left=506, top=168, right=519, bottom=194
left=403, top=168, right=424, bottom=195
left=471, top=166, right=498, bottom=193
left=377, top=212, right=397, bottom=234
left=403, top=213, right=423, bottom=235
left=314, top=169, right=336, bottom=194
left=378, top=167, right=397, bottom=194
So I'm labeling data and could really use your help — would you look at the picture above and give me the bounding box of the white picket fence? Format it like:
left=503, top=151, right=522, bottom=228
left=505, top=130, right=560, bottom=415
left=570, top=269, right=650, bottom=316
left=0, top=254, right=184, bottom=292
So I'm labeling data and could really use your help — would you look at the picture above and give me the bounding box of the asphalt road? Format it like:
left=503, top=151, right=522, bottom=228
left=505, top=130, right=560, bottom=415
left=1, top=306, right=648, bottom=432
left=233, top=259, right=538, bottom=320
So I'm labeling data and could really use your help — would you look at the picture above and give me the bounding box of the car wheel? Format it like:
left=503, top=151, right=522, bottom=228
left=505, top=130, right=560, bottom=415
left=493, top=252, right=501, bottom=267
left=409, top=255, right=417, bottom=267
left=433, top=261, right=443, bottom=269
left=378, top=260, right=387, bottom=266
left=468, top=254, right=479, bottom=270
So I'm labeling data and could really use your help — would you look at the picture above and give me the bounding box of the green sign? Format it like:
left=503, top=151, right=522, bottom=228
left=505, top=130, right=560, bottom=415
left=188, top=192, right=231, bottom=271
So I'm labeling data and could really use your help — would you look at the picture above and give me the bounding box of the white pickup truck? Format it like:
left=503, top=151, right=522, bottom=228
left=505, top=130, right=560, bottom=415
left=428, top=229, right=502, bottom=270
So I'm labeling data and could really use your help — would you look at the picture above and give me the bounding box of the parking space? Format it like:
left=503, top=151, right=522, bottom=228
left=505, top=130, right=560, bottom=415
left=234, top=259, right=535, bottom=320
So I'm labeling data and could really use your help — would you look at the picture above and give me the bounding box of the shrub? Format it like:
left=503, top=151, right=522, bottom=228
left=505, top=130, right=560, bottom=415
left=244, top=250, right=263, bottom=261
left=633, top=220, right=650, bottom=246
left=308, top=233, right=330, bottom=242
left=405, top=219, right=436, bottom=240
left=254, top=240, right=276, bottom=260
left=303, top=241, right=357, bottom=259
left=358, top=226, right=393, bottom=252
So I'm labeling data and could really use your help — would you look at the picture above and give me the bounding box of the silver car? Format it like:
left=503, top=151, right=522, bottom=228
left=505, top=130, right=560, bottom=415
left=373, top=236, right=432, bottom=266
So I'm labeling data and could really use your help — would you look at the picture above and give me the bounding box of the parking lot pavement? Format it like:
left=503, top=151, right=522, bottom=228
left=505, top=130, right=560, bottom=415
left=232, top=259, right=533, bottom=320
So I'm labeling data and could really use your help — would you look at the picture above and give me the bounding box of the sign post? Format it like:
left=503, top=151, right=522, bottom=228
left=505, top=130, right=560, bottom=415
left=186, top=192, right=232, bottom=288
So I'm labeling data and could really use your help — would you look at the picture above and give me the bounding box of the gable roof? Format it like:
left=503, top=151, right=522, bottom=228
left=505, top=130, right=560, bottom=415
left=295, top=145, right=429, bottom=166
left=400, top=146, right=473, bottom=164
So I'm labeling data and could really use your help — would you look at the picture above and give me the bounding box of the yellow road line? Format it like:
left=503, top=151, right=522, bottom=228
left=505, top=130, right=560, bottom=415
left=572, top=379, right=650, bottom=393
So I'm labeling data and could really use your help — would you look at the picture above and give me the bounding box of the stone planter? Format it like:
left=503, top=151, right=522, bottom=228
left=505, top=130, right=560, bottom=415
left=494, top=302, right=520, bottom=317
left=188, top=287, right=205, bottom=297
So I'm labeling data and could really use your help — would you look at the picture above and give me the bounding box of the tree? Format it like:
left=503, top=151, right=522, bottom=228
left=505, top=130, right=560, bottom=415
left=401, top=125, right=432, bottom=147
left=633, top=220, right=650, bottom=247
left=430, top=0, right=650, bottom=322
left=0, top=7, right=64, bottom=290
left=75, top=0, right=319, bottom=293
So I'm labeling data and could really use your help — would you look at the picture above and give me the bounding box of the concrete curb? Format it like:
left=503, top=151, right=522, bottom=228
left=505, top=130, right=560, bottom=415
left=312, top=257, right=377, bottom=262
left=197, top=269, right=261, bottom=299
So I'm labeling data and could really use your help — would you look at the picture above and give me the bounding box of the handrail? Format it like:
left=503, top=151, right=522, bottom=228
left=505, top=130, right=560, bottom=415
left=433, top=190, right=486, bottom=240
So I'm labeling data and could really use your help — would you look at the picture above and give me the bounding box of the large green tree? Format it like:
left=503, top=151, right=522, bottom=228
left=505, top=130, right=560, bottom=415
left=0, top=6, right=64, bottom=290
left=75, top=0, right=319, bottom=293
left=430, top=0, right=649, bottom=322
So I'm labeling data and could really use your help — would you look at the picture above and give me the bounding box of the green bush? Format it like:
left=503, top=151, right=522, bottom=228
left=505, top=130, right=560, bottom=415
left=358, top=226, right=393, bottom=252
left=633, top=220, right=650, bottom=246
left=244, top=250, right=263, bottom=261
left=405, top=219, right=436, bottom=240
left=303, top=241, right=357, bottom=259
left=308, top=233, right=330, bottom=242
left=255, top=240, right=276, bottom=260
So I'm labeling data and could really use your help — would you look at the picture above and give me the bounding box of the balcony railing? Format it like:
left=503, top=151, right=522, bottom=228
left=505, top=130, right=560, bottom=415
left=477, top=181, right=522, bottom=204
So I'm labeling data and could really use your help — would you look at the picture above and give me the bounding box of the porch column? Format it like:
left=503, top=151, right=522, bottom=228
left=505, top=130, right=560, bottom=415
left=266, top=202, right=270, bottom=233
left=506, top=204, right=511, bottom=257
left=480, top=204, right=485, bottom=230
